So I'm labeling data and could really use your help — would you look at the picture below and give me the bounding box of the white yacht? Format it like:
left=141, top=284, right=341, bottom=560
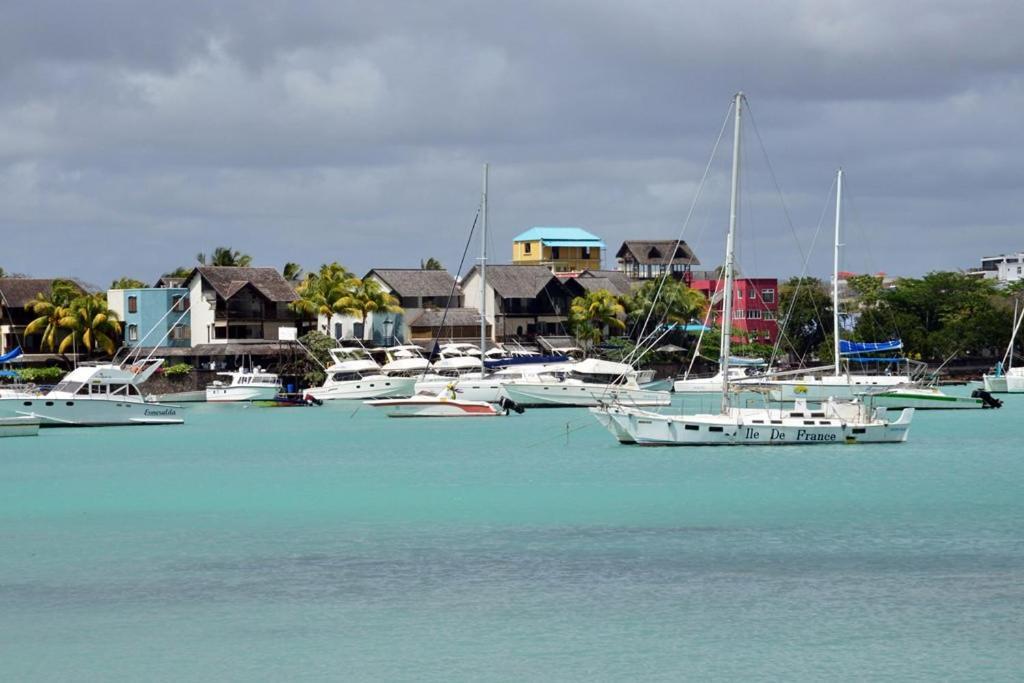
left=306, top=347, right=415, bottom=401
left=413, top=359, right=575, bottom=403
left=0, top=359, right=184, bottom=427
left=591, top=95, right=913, bottom=446
left=206, top=367, right=281, bottom=402
left=501, top=358, right=672, bottom=408
left=377, top=345, right=432, bottom=377
left=982, top=300, right=1024, bottom=393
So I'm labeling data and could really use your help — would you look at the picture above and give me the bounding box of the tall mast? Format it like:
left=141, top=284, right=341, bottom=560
left=480, top=163, right=488, bottom=375
left=833, top=167, right=843, bottom=376
left=720, top=92, right=742, bottom=413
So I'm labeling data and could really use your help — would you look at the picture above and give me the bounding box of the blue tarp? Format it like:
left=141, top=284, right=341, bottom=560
left=846, top=357, right=904, bottom=363
left=839, top=339, right=902, bottom=355
left=0, top=370, right=18, bottom=378
left=0, top=346, right=22, bottom=363
left=660, top=322, right=712, bottom=333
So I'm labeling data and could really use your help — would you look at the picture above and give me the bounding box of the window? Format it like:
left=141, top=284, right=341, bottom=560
left=127, top=324, right=139, bottom=342
left=524, top=242, right=532, bottom=254
left=747, top=309, right=762, bottom=320
left=733, top=309, right=745, bottom=319
left=750, top=288, right=756, bottom=299
left=763, top=310, right=776, bottom=320
left=582, top=247, right=592, bottom=259
left=127, top=296, right=138, bottom=313
left=762, top=288, right=775, bottom=303
left=551, top=247, right=561, bottom=259
left=172, top=295, right=187, bottom=311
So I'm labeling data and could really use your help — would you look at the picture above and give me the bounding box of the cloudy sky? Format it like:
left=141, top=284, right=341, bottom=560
left=1, top=0, right=1022, bottom=286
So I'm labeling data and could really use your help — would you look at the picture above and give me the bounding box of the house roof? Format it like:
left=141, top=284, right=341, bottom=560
left=0, top=278, right=88, bottom=308
left=190, top=267, right=298, bottom=303
left=579, top=269, right=633, bottom=295
left=616, top=240, right=700, bottom=266
left=409, top=307, right=484, bottom=328
left=466, top=264, right=559, bottom=298
left=366, top=269, right=457, bottom=298
left=155, top=276, right=186, bottom=288
left=513, top=226, right=606, bottom=248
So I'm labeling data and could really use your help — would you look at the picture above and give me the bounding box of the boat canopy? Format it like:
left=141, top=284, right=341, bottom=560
left=0, top=346, right=23, bottom=363
left=846, top=357, right=904, bottom=363
left=729, top=356, right=766, bottom=366
left=839, top=339, right=902, bottom=355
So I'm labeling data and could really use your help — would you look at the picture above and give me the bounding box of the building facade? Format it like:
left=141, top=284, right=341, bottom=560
left=512, top=227, right=604, bottom=272
left=969, top=252, right=1024, bottom=284
left=690, top=277, right=779, bottom=344
left=183, top=266, right=302, bottom=344
left=615, top=240, right=700, bottom=282
left=107, top=288, right=190, bottom=348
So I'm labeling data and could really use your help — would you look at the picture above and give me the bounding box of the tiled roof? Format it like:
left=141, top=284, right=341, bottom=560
left=191, top=267, right=298, bottom=303
left=466, top=264, right=558, bottom=298
left=616, top=240, right=700, bottom=266
left=579, top=270, right=633, bottom=295
left=409, top=307, right=483, bottom=327
left=0, top=278, right=88, bottom=308
left=367, top=269, right=457, bottom=298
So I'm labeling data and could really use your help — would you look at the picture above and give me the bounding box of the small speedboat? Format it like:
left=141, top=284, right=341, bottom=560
left=365, top=385, right=518, bottom=418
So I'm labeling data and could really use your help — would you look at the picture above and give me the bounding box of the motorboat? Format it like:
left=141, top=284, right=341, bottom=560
left=982, top=300, right=1023, bottom=392
left=0, top=358, right=184, bottom=427
left=206, top=367, right=281, bottom=402
left=592, top=96, right=913, bottom=446
left=0, top=415, right=40, bottom=437
left=305, top=347, right=416, bottom=400
left=377, top=345, right=432, bottom=377
left=413, top=360, right=575, bottom=403
left=364, top=385, right=508, bottom=418
left=501, top=358, right=672, bottom=408
left=864, top=383, right=992, bottom=410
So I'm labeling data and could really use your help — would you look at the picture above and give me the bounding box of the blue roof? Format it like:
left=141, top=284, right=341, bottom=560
left=513, top=227, right=605, bottom=248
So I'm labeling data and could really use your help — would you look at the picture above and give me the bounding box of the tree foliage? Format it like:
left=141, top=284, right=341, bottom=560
left=111, top=277, right=148, bottom=289
left=25, top=282, right=122, bottom=357
left=624, top=278, right=706, bottom=331
left=569, top=289, right=626, bottom=345
left=421, top=257, right=443, bottom=271
left=196, top=247, right=253, bottom=267
left=282, top=262, right=304, bottom=282
left=778, top=277, right=833, bottom=361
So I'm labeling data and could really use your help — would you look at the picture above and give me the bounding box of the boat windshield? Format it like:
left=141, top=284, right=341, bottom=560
left=51, top=380, right=86, bottom=394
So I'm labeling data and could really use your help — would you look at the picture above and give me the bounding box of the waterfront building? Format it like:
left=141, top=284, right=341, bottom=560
left=689, top=276, right=779, bottom=344
left=558, top=269, right=634, bottom=297
left=107, top=287, right=190, bottom=348
left=0, top=278, right=88, bottom=355
left=512, top=227, right=604, bottom=272
left=615, top=240, right=700, bottom=282
left=182, top=266, right=303, bottom=344
left=462, top=264, right=573, bottom=341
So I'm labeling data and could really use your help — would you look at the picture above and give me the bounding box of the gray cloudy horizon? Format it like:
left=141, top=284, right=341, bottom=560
left=2, top=0, right=1022, bottom=286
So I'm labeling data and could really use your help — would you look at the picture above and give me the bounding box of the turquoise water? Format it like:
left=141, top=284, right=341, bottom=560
left=2, top=391, right=1022, bottom=681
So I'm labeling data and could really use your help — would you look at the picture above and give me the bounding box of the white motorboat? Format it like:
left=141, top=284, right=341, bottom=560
left=377, top=345, right=432, bottom=377
left=501, top=358, right=672, bottom=408
left=982, top=299, right=1024, bottom=393
left=413, top=361, right=575, bottom=403
left=365, top=385, right=506, bottom=418
left=306, top=347, right=416, bottom=400
left=865, top=384, right=992, bottom=410
left=0, top=359, right=184, bottom=427
left=674, top=362, right=765, bottom=393
left=0, top=415, right=40, bottom=437
left=592, top=95, right=913, bottom=446
left=205, top=367, right=281, bottom=402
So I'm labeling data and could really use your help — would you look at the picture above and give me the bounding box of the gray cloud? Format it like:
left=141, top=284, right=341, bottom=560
left=1, top=1, right=1021, bottom=284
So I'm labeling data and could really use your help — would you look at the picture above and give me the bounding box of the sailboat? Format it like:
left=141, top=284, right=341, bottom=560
left=367, top=164, right=520, bottom=418
left=590, top=93, right=914, bottom=445
left=982, top=298, right=1024, bottom=393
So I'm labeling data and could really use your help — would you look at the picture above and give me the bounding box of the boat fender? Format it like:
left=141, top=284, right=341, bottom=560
left=970, top=389, right=1003, bottom=409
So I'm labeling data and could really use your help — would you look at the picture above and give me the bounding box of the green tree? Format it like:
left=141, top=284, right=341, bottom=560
left=162, top=266, right=194, bottom=279
left=110, top=277, right=148, bottom=289
left=778, top=276, right=833, bottom=362
left=625, top=278, right=706, bottom=329
left=196, top=247, right=253, bottom=267
left=421, top=257, right=443, bottom=271
left=334, top=278, right=403, bottom=333
left=289, top=263, right=361, bottom=329
left=24, top=280, right=82, bottom=351
left=568, top=289, right=626, bottom=345
left=58, top=293, right=122, bottom=356
left=282, top=262, right=304, bottom=282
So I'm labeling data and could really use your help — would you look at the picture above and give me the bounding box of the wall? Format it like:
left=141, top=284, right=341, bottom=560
left=188, top=276, right=216, bottom=345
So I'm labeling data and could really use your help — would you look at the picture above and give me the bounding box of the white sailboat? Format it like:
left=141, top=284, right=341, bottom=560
left=591, top=93, right=914, bottom=446
left=0, top=358, right=184, bottom=427
left=982, top=298, right=1024, bottom=393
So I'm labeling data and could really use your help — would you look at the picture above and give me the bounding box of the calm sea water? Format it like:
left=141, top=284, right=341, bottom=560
left=2, top=390, right=1022, bottom=681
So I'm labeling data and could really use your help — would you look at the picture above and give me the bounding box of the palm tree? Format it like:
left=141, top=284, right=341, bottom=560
left=196, top=247, right=253, bottom=267
left=334, top=278, right=403, bottom=333
left=162, top=266, right=194, bottom=279
left=569, top=289, right=626, bottom=345
left=626, top=278, right=706, bottom=327
left=289, top=263, right=360, bottom=329
left=24, top=280, right=81, bottom=351
left=58, top=294, right=122, bottom=356
left=282, top=262, right=304, bottom=282
left=421, top=257, right=443, bottom=271
left=110, top=277, right=148, bottom=289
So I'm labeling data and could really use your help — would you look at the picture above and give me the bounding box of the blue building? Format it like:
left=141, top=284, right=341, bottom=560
left=107, top=288, right=191, bottom=348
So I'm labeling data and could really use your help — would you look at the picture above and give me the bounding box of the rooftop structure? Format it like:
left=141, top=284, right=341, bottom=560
left=512, top=227, right=605, bottom=273
left=616, top=240, right=700, bottom=281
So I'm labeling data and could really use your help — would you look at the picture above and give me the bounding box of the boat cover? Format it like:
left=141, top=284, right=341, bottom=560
left=0, top=346, right=23, bottom=363
left=839, top=339, right=902, bottom=355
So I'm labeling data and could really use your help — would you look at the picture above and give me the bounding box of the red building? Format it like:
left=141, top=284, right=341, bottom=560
left=690, top=277, right=779, bottom=344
